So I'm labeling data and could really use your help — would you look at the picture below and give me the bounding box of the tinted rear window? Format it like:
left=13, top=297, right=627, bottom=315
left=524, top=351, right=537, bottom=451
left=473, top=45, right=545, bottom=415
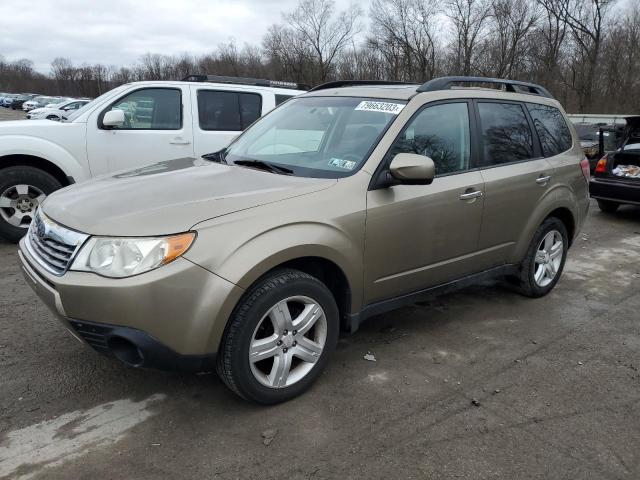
left=275, top=94, right=295, bottom=106
left=197, top=90, right=262, bottom=131
left=478, top=102, right=534, bottom=166
left=526, top=103, right=572, bottom=156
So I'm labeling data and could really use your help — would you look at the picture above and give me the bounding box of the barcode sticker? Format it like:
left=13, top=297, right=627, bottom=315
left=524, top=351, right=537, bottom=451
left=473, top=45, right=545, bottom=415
left=355, top=101, right=405, bottom=115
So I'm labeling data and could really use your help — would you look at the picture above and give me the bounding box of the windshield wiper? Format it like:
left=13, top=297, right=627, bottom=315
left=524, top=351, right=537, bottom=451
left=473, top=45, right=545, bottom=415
left=202, top=148, right=228, bottom=164
left=233, top=159, right=294, bottom=175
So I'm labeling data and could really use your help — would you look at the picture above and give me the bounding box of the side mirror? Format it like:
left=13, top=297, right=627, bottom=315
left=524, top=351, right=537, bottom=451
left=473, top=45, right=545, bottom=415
left=102, top=109, right=125, bottom=128
left=388, top=153, right=435, bottom=185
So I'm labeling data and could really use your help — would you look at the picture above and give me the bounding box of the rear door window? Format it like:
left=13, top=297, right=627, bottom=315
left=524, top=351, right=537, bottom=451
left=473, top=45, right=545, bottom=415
left=526, top=103, right=572, bottom=156
left=197, top=90, right=262, bottom=131
left=477, top=102, right=534, bottom=166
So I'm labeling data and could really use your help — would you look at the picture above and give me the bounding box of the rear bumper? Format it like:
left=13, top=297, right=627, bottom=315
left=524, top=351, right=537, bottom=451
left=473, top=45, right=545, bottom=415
left=590, top=178, right=640, bottom=205
left=18, top=239, right=245, bottom=367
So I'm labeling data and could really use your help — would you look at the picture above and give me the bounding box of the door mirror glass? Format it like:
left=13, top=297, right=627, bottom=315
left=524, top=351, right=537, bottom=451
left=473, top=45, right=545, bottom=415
left=389, top=153, right=435, bottom=185
left=102, top=109, right=125, bottom=127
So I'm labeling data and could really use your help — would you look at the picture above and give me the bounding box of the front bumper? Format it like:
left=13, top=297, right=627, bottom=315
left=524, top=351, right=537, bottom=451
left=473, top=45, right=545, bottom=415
left=590, top=178, right=640, bottom=205
left=18, top=239, right=245, bottom=370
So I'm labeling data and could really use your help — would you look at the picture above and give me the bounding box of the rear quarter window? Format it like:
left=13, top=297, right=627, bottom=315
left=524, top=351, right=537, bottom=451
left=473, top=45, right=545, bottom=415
left=275, top=94, right=295, bottom=106
left=526, top=103, right=573, bottom=157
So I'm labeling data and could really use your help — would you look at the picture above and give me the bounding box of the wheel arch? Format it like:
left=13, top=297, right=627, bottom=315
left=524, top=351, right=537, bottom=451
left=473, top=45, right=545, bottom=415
left=0, top=154, right=72, bottom=186
left=268, top=256, right=352, bottom=331
left=545, top=207, right=576, bottom=246
left=511, top=201, right=578, bottom=263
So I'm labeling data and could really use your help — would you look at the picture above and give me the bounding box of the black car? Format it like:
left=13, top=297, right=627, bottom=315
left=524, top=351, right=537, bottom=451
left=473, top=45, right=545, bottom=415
left=590, top=116, right=640, bottom=212
left=10, top=93, right=36, bottom=110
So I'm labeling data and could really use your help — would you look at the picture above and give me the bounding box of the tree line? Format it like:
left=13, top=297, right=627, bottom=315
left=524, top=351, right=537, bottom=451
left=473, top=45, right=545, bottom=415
left=1, top=0, right=638, bottom=114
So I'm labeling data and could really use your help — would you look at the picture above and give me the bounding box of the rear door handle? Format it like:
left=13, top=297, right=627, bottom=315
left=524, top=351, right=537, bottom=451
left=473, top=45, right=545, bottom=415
left=536, top=175, right=552, bottom=185
left=169, top=137, right=191, bottom=145
left=459, top=190, right=483, bottom=201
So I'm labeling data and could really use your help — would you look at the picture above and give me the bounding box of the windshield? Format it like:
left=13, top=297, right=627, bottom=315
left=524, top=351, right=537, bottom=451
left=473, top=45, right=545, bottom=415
left=224, top=96, right=405, bottom=178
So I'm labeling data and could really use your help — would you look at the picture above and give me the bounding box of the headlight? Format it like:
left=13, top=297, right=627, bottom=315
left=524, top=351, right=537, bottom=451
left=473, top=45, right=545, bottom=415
left=70, top=232, right=196, bottom=278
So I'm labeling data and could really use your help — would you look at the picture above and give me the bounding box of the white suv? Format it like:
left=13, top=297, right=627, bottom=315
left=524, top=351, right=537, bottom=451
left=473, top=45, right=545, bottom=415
left=0, top=75, right=305, bottom=241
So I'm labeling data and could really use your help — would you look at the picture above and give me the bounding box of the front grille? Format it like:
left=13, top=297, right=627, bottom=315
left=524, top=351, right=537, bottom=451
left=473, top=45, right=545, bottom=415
left=68, top=320, right=112, bottom=354
left=26, top=209, right=89, bottom=276
left=28, top=227, right=75, bottom=273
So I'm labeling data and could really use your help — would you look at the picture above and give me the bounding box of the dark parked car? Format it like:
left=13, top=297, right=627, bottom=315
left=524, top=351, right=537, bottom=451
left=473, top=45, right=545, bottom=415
left=11, top=94, right=36, bottom=110
left=590, top=116, right=640, bottom=212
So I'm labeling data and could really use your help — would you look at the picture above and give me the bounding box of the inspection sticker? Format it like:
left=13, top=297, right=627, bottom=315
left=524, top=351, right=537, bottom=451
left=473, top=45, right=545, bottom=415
left=355, top=101, right=405, bottom=115
left=329, top=158, right=357, bottom=170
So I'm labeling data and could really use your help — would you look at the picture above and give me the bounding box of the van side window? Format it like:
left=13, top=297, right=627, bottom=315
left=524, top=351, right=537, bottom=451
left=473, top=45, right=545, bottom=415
left=389, top=102, right=471, bottom=175
left=478, top=102, right=534, bottom=166
left=198, top=91, right=262, bottom=131
left=104, top=88, right=182, bottom=130
left=275, top=94, right=295, bottom=106
left=526, top=103, right=572, bottom=157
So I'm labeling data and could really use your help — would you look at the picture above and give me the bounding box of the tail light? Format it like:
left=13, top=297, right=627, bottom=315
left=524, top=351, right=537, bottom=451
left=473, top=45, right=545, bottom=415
left=595, top=155, right=608, bottom=175
left=580, top=157, right=591, bottom=181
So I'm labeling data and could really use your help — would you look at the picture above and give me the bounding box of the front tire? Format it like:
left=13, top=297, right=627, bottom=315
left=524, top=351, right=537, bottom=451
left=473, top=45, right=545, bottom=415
left=0, top=166, right=62, bottom=243
left=513, top=217, right=568, bottom=298
left=217, top=269, right=339, bottom=404
left=597, top=199, right=619, bottom=213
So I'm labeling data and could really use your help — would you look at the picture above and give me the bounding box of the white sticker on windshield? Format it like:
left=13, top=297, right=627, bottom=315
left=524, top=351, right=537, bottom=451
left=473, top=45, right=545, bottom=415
left=329, top=158, right=357, bottom=170
left=355, top=101, right=405, bottom=115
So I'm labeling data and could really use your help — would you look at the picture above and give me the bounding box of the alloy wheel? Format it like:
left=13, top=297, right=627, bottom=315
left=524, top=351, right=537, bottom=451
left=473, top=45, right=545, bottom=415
left=249, top=295, right=327, bottom=388
left=533, top=229, right=563, bottom=287
left=0, top=184, right=46, bottom=228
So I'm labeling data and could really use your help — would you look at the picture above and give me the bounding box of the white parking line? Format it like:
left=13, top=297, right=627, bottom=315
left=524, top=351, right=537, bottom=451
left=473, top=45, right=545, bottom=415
left=0, top=394, right=166, bottom=479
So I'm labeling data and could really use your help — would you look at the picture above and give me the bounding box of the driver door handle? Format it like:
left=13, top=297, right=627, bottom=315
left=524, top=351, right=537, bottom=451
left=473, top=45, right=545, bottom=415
left=459, top=189, right=483, bottom=201
left=169, top=137, right=191, bottom=145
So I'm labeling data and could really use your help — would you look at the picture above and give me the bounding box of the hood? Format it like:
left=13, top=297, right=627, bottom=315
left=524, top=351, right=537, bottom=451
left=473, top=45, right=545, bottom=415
left=0, top=118, right=73, bottom=134
left=43, top=157, right=336, bottom=236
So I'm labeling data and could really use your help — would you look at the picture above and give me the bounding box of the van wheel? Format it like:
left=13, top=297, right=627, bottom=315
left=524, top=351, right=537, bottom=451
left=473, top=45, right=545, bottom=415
left=597, top=199, right=619, bottom=213
left=513, top=217, right=568, bottom=298
left=217, top=269, right=339, bottom=404
left=0, top=166, right=62, bottom=243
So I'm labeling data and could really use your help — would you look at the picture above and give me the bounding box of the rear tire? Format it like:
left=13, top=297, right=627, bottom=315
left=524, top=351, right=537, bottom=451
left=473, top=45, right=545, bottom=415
left=217, top=269, right=339, bottom=404
left=0, top=166, right=62, bottom=243
left=512, top=217, right=568, bottom=298
left=597, top=199, right=619, bottom=213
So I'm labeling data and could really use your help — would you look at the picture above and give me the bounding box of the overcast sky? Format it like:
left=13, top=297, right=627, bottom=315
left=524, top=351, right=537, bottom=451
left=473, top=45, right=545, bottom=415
left=1, top=0, right=635, bottom=74
left=0, top=0, right=371, bottom=73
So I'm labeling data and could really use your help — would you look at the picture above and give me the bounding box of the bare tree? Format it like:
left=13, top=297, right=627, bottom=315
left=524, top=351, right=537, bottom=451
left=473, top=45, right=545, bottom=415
left=368, top=0, right=441, bottom=82
left=283, top=0, right=362, bottom=82
left=476, top=0, right=539, bottom=77
left=537, top=0, right=617, bottom=112
left=446, top=0, right=492, bottom=75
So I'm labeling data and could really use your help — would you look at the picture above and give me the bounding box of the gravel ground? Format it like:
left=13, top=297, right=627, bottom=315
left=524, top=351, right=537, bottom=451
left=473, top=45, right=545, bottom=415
left=0, top=107, right=639, bottom=479
left=0, top=108, right=26, bottom=121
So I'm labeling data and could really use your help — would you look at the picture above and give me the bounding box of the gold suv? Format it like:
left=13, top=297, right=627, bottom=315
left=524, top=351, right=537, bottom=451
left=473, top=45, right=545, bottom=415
left=19, top=77, right=590, bottom=403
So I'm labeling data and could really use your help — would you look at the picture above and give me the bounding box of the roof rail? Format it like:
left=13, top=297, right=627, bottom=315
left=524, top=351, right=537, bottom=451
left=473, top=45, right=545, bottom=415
left=417, top=76, right=553, bottom=98
left=309, top=80, right=416, bottom=92
left=182, top=74, right=310, bottom=91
